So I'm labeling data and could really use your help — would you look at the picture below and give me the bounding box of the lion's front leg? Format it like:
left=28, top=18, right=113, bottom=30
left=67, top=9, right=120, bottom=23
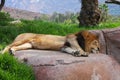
left=61, top=46, right=88, bottom=57
left=66, top=34, right=88, bottom=57
left=61, top=46, right=78, bottom=56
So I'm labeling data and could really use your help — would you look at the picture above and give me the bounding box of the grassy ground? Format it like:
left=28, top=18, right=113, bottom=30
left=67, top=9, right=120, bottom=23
left=1, top=19, right=120, bottom=46
left=0, top=14, right=120, bottom=80
left=0, top=54, right=35, bottom=80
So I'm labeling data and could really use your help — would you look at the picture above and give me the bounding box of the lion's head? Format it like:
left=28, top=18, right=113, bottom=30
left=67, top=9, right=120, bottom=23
left=82, top=31, right=100, bottom=53
left=76, top=30, right=100, bottom=54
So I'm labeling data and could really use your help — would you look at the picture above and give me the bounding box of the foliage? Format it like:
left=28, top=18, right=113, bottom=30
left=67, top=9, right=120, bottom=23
left=0, top=18, right=120, bottom=47
left=0, top=12, right=13, bottom=26
left=0, top=54, right=35, bottom=80
left=0, top=12, right=36, bottom=80
left=99, top=4, right=109, bottom=22
left=35, top=3, right=117, bottom=25
left=35, top=12, right=79, bottom=24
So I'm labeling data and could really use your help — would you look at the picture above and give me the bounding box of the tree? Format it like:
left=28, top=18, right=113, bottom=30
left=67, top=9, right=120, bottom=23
left=105, top=0, right=120, bottom=5
left=78, top=0, right=101, bottom=26
left=99, top=4, right=109, bottom=22
left=0, top=0, right=5, bottom=11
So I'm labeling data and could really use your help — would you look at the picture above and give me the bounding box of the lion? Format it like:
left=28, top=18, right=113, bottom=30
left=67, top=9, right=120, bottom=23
left=2, top=30, right=100, bottom=57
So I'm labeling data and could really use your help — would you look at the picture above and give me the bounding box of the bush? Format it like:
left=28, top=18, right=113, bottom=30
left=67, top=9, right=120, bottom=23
left=99, top=4, right=109, bottom=22
left=0, top=12, right=13, bottom=26
left=0, top=54, right=35, bottom=80
left=36, top=12, right=79, bottom=24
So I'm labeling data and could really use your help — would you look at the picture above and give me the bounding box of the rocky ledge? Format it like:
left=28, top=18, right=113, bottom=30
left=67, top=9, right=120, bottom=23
left=15, top=27, right=120, bottom=80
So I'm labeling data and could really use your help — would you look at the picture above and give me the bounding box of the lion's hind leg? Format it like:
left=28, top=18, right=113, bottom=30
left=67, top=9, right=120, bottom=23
left=2, top=39, right=33, bottom=55
left=10, top=43, right=32, bottom=55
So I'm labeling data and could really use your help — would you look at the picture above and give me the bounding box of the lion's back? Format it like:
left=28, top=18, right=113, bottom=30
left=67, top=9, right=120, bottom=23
left=13, top=33, right=41, bottom=42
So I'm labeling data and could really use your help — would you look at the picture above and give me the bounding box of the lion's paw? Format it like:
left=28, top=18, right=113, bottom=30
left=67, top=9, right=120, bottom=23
left=73, top=51, right=80, bottom=57
left=73, top=51, right=88, bottom=57
left=80, top=52, right=89, bottom=57
left=9, top=48, right=15, bottom=55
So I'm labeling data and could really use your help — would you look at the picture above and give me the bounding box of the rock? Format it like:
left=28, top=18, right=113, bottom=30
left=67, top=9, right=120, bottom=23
left=15, top=50, right=120, bottom=80
left=102, top=27, right=120, bottom=63
left=90, top=27, right=120, bottom=63
left=14, top=28, right=120, bottom=80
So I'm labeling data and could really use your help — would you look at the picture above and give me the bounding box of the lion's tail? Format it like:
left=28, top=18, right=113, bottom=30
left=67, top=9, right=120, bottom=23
left=1, top=45, right=11, bottom=54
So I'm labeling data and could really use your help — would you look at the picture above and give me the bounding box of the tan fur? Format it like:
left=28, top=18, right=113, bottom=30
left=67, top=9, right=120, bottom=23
left=2, top=31, right=100, bottom=56
left=82, top=31, right=100, bottom=53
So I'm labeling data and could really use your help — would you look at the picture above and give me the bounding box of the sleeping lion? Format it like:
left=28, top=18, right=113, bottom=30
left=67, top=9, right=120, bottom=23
left=2, top=30, right=100, bottom=57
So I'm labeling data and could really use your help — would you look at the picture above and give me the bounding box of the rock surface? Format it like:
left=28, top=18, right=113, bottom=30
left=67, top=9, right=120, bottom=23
left=15, top=50, right=120, bottom=80
left=91, top=27, right=120, bottom=63
left=15, top=27, right=120, bottom=80
left=102, top=27, right=120, bottom=63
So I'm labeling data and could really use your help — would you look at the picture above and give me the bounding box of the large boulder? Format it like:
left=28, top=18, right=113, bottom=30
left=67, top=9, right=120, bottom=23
left=102, top=27, right=120, bottom=63
left=90, top=27, right=120, bottom=63
left=15, top=27, right=120, bottom=80
left=15, top=50, right=120, bottom=80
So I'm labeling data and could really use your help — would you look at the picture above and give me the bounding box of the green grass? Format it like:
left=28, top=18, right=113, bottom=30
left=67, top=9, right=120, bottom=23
left=1, top=19, right=120, bottom=44
left=0, top=54, right=35, bottom=80
left=0, top=15, right=120, bottom=80
left=0, top=19, right=120, bottom=45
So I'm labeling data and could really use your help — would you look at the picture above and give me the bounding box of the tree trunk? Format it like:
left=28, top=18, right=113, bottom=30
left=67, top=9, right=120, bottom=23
left=78, top=0, right=101, bottom=27
left=0, top=0, right=5, bottom=11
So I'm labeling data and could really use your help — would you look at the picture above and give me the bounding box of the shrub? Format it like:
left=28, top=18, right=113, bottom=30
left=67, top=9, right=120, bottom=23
left=0, top=12, right=13, bottom=26
left=0, top=54, right=35, bottom=80
left=99, top=4, right=109, bottom=22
